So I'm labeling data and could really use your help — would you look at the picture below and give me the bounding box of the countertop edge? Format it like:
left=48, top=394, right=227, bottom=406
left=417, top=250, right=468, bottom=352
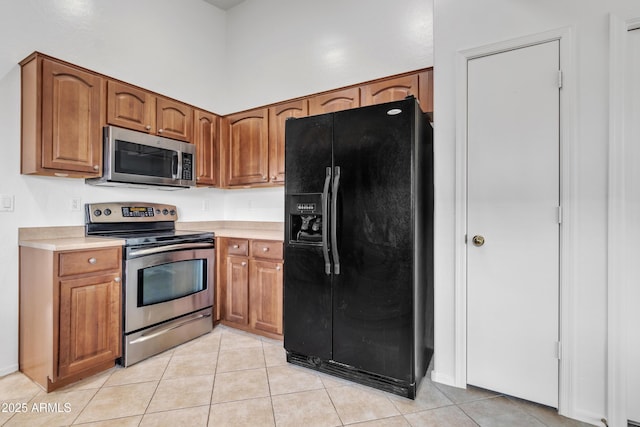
left=19, top=221, right=284, bottom=250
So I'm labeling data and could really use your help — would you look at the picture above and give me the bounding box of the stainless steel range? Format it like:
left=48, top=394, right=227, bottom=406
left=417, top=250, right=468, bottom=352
left=85, top=202, right=214, bottom=366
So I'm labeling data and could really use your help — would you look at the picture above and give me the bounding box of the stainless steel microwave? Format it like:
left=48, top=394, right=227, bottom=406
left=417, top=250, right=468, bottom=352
left=86, top=126, right=195, bottom=190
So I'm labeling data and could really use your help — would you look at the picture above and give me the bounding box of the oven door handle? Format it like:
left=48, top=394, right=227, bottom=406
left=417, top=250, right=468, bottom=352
left=129, top=312, right=212, bottom=344
left=128, top=242, right=214, bottom=258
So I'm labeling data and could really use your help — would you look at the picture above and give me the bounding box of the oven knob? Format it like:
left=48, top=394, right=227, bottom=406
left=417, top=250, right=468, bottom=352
left=93, top=209, right=102, bottom=217
left=104, top=208, right=112, bottom=216
left=162, top=209, right=169, bottom=215
left=155, top=209, right=161, bottom=214
left=169, top=209, right=176, bottom=216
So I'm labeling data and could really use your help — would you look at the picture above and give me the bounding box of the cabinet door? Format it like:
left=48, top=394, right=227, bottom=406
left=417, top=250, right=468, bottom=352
left=194, top=110, right=219, bottom=186
left=360, top=74, right=419, bottom=106
left=223, top=109, right=269, bottom=186
left=106, top=80, right=155, bottom=133
left=41, top=59, right=103, bottom=175
left=225, top=256, right=249, bottom=324
left=308, top=87, right=360, bottom=116
left=268, top=100, right=307, bottom=184
left=58, top=272, right=121, bottom=379
left=156, top=97, right=193, bottom=142
left=249, top=259, right=283, bottom=335
left=418, top=68, right=434, bottom=114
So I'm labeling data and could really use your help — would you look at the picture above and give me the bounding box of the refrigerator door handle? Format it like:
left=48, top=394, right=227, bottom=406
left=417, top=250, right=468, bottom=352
left=322, top=167, right=332, bottom=275
left=331, top=166, right=341, bottom=275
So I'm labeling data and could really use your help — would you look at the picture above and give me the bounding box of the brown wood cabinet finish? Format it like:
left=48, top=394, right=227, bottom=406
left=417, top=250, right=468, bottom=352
left=222, top=109, right=270, bottom=187
left=218, top=237, right=283, bottom=339
left=21, top=53, right=104, bottom=178
left=249, top=259, right=283, bottom=335
left=418, top=68, right=434, bottom=114
left=58, top=272, right=121, bottom=379
left=19, top=245, right=122, bottom=392
left=268, top=100, right=308, bottom=184
left=107, top=80, right=193, bottom=142
left=194, top=109, right=219, bottom=186
left=360, top=74, right=420, bottom=106
left=106, top=80, right=156, bottom=133
left=156, top=96, right=193, bottom=142
left=308, top=87, right=360, bottom=115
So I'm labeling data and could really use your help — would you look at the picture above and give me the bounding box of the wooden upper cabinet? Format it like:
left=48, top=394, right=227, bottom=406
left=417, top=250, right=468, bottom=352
left=222, top=108, right=269, bottom=187
left=308, top=87, right=360, bottom=115
left=418, top=68, right=434, bottom=114
left=21, top=54, right=104, bottom=177
left=361, top=74, right=419, bottom=106
left=156, top=97, right=193, bottom=142
left=107, top=80, right=193, bottom=142
left=268, top=99, right=308, bottom=184
left=106, top=80, right=155, bottom=133
left=194, top=109, right=219, bottom=187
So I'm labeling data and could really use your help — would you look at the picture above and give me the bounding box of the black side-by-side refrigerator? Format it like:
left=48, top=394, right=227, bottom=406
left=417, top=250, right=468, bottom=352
left=283, top=97, right=434, bottom=399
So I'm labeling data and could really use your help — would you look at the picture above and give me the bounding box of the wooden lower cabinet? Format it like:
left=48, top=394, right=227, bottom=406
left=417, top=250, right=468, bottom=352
left=249, top=259, right=283, bottom=335
left=225, top=255, right=250, bottom=324
left=218, top=237, right=283, bottom=338
left=19, top=245, right=122, bottom=392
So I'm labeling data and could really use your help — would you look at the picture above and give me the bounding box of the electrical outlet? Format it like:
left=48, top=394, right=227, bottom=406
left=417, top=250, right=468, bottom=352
left=70, top=198, right=82, bottom=211
left=0, top=194, right=14, bottom=212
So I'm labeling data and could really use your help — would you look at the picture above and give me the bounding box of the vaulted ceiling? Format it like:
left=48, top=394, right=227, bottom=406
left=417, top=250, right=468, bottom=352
left=202, top=0, right=246, bottom=11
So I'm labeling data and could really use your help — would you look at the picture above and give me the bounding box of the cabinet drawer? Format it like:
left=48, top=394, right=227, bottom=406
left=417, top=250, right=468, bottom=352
left=250, top=240, right=283, bottom=260
left=227, top=239, right=249, bottom=256
left=58, top=248, right=121, bottom=277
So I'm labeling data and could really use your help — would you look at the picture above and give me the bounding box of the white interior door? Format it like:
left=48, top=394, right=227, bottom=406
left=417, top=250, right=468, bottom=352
left=626, top=27, right=640, bottom=425
left=466, top=40, right=560, bottom=408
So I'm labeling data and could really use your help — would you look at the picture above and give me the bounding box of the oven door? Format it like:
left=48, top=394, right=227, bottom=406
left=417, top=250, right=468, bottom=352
left=124, top=245, right=214, bottom=333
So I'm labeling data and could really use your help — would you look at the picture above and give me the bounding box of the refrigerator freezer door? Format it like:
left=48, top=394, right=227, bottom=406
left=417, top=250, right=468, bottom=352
left=331, top=100, right=417, bottom=382
left=284, top=113, right=333, bottom=359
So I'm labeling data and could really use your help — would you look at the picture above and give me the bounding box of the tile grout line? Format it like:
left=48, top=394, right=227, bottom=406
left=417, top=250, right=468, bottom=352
left=205, top=330, right=223, bottom=426
left=261, top=340, right=278, bottom=427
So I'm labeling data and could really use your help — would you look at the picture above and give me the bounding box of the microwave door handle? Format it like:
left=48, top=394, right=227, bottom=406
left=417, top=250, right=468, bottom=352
left=172, top=152, right=179, bottom=179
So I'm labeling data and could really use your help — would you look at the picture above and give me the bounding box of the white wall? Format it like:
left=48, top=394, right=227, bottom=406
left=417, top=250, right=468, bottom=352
left=0, top=0, right=432, bottom=379
left=223, top=0, right=433, bottom=114
left=432, top=0, right=640, bottom=424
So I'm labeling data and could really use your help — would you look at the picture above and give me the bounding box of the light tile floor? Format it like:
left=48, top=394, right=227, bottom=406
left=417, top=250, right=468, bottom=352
left=0, top=325, right=594, bottom=426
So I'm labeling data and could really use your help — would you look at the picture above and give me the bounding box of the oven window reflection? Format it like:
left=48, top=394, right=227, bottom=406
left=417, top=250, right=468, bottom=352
left=139, top=259, right=206, bottom=306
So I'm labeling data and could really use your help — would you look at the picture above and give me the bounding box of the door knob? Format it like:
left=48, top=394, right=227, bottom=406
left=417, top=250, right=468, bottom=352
left=472, top=235, right=485, bottom=247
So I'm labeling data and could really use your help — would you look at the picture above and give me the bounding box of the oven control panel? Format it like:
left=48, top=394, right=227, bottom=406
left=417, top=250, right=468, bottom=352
left=86, top=202, right=178, bottom=223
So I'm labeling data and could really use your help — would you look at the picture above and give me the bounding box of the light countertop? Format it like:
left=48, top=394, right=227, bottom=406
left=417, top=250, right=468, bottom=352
left=19, top=221, right=284, bottom=251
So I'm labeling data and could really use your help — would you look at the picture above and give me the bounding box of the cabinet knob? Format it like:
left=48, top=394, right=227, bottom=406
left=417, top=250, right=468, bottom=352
left=271, top=176, right=277, bottom=180
left=93, top=165, right=99, bottom=171
left=114, top=277, right=121, bottom=283
left=88, top=257, right=97, bottom=265
left=233, top=244, right=239, bottom=249
left=158, top=128, right=164, bottom=134
left=276, top=265, right=281, bottom=271
left=241, top=261, right=247, bottom=267
left=145, top=125, right=152, bottom=130
left=262, top=247, right=269, bottom=252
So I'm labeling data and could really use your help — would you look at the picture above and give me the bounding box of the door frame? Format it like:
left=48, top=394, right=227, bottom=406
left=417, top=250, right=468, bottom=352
left=453, top=27, right=576, bottom=416
left=607, top=14, right=640, bottom=427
